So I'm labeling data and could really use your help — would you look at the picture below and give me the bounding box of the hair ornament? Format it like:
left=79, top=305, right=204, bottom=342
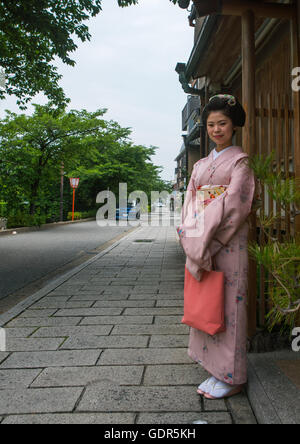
left=209, top=94, right=237, bottom=107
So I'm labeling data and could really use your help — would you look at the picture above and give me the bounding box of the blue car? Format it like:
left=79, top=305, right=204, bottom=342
left=116, top=204, right=140, bottom=221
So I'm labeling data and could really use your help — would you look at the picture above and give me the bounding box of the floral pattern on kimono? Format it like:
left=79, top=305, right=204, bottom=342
left=176, top=146, right=256, bottom=385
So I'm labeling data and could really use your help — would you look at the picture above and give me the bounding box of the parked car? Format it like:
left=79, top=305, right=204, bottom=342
left=116, top=204, right=140, bottom=221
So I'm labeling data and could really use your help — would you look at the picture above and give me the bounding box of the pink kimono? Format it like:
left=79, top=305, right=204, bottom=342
left=177, top=146, right=255, bottom=385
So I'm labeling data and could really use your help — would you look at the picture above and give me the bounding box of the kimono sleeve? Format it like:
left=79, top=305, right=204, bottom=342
left=213, top=155, right=255, bottom=246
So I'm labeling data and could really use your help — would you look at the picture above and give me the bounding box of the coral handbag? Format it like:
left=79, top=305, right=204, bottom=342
left=182, top=266, right=226, bottom=336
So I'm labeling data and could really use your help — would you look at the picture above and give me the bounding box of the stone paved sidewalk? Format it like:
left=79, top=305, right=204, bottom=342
left=0, top=226, right=257, bottom=424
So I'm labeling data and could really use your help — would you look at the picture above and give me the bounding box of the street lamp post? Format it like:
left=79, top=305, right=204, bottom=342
left=69, top=178, right=80, bottom=222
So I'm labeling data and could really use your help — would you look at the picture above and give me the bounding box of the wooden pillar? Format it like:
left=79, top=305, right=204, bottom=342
left=242, top=10, right=257, bottom=338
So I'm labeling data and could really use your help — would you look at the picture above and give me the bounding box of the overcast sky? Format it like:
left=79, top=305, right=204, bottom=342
left=0, top=0, right=193, bottom=181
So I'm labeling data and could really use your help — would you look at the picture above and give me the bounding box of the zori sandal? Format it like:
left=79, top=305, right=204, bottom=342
left=203, top=380, right=243, bottom=400
left=197, top=376, right=218, bottom=395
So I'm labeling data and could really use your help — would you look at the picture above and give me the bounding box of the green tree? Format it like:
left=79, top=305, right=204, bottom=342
left=0, top=104, right=171, bottom=224
left=0, top=0, right=178, bottom=108
left=0, top=104, right=109, bottom=215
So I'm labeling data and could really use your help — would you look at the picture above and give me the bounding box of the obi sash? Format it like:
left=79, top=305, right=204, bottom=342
left=177, top=185, right=228, bottom=240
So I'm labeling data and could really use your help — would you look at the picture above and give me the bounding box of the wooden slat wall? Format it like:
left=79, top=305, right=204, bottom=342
left=255, top=92, right=295, bottom=327
left=233, top=28, right=295, bottom=330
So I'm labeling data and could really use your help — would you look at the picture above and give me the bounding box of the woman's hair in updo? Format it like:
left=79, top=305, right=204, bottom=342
left=202, top=94, right=246, bottom=129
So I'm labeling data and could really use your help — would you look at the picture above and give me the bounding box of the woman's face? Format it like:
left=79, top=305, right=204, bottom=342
left=206, top=111, right=235, bottom=150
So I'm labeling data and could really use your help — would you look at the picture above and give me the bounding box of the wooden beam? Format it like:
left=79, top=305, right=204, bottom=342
left=193, top=0, right=296, bottom=19
left=242, top=9, right=257, bottom=338
left=223, top=0, right=295, bottom=19
left=242, top=10, right=256, bottom=157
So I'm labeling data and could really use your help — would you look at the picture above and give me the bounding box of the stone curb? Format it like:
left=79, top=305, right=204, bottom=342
left=246, top=351, right=300, bottom=424
left=0, top=218, right=95, bottom=237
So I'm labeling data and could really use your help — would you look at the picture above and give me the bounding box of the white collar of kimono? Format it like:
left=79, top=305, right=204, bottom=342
left=212, top=145, right=234, bottom=161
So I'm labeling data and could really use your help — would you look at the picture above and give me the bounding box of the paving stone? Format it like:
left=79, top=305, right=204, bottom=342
left=128, top=294, right=182, bottom=300
left=5, top=337, right=63, bottom=352
left=2, top=327, right=37, bottom=338
left=93, top=300, right=155, bottom=308
left=138, top=273, right=161, bottom=277
left=159, top=286, right=184, bottom=292
left=0, top=350, right=101, bottom=369
left=111, top=324, right=189, bottom=336
left=0, top=388, right=83, bottom=415
left=70, top=293, right=129, bottom=301
left=149, top=335, right=189, bottom=348
left=137, top=412, right=232, bottom=425
left=54, top=308, right=123, bottom=317
left=226, top=392, right=257, bottom=424
left=155, top=300, right=183, bottom=307
left=110, top=280, right=138, bottom=286
left=5, top=317, right=81, bottom=328
left=131, top=287, right=159, bottom=293
left=98, top=348, right=191, bottom=365
left=49, top=289, right=87, bottom=295
left=203, top=397, right=227, bottom=412
left=31, top=300, right=94, bottom=309
left=154, top=315, right=182, bottom=324
left=143, top=364, right=208, bottom=386
left=31, top=325, right=113, bottom=337
left=18, top=309, right=58, bottom=318
left=101, top=287, right=134, bottom=294
left=84, top=279, right=113, bottom=285
left=77, top=383, right=201, bottom=413
left=135, top=279, right=160, bottom=284
left=79, top=316, right=154, bottom=325
left=60, top=335, right=149, bottom=350
left=31, top=365, right=144, bottom=387
left=58, top=283, right=86, bottom=288
left=123, top=308, right=182, bottom=316
left=30, top=296, right=70, bottom=305
left=0, top=369, right=42, bottom=389
left=1, top=413, right=136, bottom=424
left=158, top=291, right=184, bottom=296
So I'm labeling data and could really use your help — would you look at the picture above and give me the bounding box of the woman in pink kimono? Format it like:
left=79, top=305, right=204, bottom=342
left=177, top=94, right=255, bottom=400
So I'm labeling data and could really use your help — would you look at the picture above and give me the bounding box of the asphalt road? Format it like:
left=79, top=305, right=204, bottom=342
left=0, top=221, right=137, bottom=312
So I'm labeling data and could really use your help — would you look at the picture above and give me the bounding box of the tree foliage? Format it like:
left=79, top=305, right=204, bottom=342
left=0, top=105, right=171, bottom=222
